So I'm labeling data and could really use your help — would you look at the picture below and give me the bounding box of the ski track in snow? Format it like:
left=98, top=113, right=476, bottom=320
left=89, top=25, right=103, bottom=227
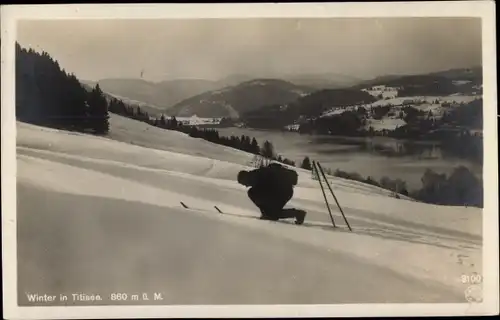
left=15, top=114, right=482, bottom=305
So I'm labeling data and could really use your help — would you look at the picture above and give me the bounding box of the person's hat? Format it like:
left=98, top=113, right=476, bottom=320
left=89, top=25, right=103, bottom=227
left=237, top=170, right=250, bottom=186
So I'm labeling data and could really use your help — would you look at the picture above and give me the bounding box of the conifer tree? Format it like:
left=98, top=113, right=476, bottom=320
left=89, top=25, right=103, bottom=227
left=300, top=156, right=312, bottom=170
left=88, top=84, right=109, bottom=134
left=261, top=140, right=276, bottom=159
left=250, top=138, right=260, bottom=154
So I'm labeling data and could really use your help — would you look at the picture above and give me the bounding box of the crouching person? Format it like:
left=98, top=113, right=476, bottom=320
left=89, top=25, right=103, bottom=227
left=237, top=162, right=306, bottom=225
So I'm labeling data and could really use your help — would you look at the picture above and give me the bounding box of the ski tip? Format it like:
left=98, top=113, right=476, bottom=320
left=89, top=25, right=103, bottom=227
left=214, top=205, right=223, bottom=214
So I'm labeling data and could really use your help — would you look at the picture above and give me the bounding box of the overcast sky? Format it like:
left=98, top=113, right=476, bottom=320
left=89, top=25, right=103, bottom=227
left=16, top=18, right=482, bottom=82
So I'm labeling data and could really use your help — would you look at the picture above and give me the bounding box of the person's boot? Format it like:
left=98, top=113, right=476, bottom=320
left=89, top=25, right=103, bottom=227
left=295, top=210, right=307, bottom=225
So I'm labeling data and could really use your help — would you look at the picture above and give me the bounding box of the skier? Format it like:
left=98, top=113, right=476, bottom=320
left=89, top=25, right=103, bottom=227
left=237, top=162, right=306, bottom=225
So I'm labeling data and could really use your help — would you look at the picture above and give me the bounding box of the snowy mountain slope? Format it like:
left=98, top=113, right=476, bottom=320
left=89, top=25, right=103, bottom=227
left=168, top=79, right=312, bottom=118
left=105, top=92, right=165, bottom=110
left=82, top=82, right=165, bottom=117
left=16, top=115, right=482, bottom=305
left=321, top=94, right=482, bottom=131
left=282, top=72, right=364, bottom=89
left=362, top=85, right=400, bottom=99
left=367, top=95, right=481, bottom=108
left=86, top=78, right=225, bottom=110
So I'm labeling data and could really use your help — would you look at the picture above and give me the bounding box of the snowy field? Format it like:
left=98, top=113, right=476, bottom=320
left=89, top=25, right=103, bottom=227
left=320, top=94, right=482, bottom=131
left=362, top=85, right=400, bottom=99
left=16, top=114, right=482, bottom=305
left=175, top=115, right=223, bottom=126
left=323, top=95, right=481, bottom=117
left=368, top=95, right=481, bottom=108
left=366, top=118, right=407, bottom=131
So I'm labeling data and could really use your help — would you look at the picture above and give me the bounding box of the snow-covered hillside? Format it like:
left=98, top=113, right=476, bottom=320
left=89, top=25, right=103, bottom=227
left=16, top=114, right=482, bottom=305
left=362, top=85, right=400, bottom=99
left=106, top=92, right=164, bottom=111
left=321, top=94, right=482, bottom=131
left=168, top=79, right=311, bottom=118
left=175, top=115, right=225, bottom=126
left=367, top=94, right=481, bottom=109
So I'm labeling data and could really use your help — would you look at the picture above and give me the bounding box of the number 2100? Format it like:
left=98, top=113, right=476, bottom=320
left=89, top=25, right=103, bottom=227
left=461, top=273, right=482, bottom=284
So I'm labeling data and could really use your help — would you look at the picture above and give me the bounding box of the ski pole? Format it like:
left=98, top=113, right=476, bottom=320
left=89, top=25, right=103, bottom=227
left=313, top=161, right=336, bottom=228
left=317, top=162, right=352, bottom=232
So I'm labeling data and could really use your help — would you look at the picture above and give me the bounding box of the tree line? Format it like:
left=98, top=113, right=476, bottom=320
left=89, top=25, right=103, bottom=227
left=298, top=155, right=482, bottom=208
left=16, top=43, right=110, bottom=134
left=388, top=100, right=483, bottom=164
left=105, top=101, right=298, bottom=168
left=150, top=114, right=297, bottom=167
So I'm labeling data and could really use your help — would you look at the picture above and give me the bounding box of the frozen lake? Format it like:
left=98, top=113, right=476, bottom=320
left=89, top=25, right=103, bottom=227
left=217, top=127, right=482, bottom=190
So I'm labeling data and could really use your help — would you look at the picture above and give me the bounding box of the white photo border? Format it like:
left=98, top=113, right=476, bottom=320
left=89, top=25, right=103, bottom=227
left=1, top=2, right=498, bottom=319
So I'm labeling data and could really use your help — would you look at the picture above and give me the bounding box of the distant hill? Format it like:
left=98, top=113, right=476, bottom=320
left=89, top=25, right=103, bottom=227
left=84, top=78, right=159, bottom=105
left=84, top=66, right=481, bottom=120
left=282, top=73, right=364, bottom=89
left=236, top=66, right=483, bottom=134
left=354, top=67, right=482, bottom=91
left=216, top=74, right=256, bottom=87
left=86, top=72, right=366, bottom=112
left=353, top=75, right=404, bottom=88
left=241, top=88, right=377, bottom=129
left=428, top=66, right=482, bottom=82
left=82, top=82, right=165, bottom=117
left=83, top=78, right=224, bottom=110
left=217, top=73, right=365, bottom=89
left=293, top=88, right=377, bottom=116
left=167, top=79, right=314, bottom=118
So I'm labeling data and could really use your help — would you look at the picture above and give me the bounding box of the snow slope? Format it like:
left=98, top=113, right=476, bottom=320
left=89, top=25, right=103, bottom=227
left=106, top=92, right=164, bottom=110
left=16, top=114, right=482, bottom=305
left=362, top=85, right=399, bottom=99
left=175, top=115, right=223, bottom=126
left=366, top=118, right=407, bottom=131
left=321, top=94, right=482, bottom=131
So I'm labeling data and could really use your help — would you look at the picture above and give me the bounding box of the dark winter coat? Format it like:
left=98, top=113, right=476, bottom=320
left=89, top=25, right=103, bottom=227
left=237, top=163, right=298, bottom=191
